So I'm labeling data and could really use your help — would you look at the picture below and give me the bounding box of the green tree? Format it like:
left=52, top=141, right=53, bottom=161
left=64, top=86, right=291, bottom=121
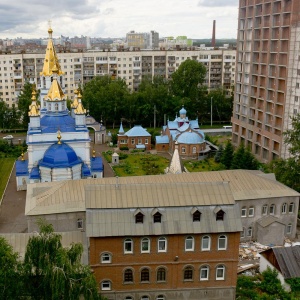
left=23, top=219, right=102, bottom=300
left=270, top=114, right=300, bottom=192
left=0, top=100, right=9, bottom=131
left=18, top=82, right=39, bottom=128
left=236, top=275, right=259, bottom=300
left=214, top=144, right=224, bottom=163
left=0, top=237, right=23, bottom=299
left=220, top=141, right=234, bottom=169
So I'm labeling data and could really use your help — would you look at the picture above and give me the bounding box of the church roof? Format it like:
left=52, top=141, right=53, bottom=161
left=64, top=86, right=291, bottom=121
left=125, top=125, right=151, bottom=137
left=45, top=75, right=65, bottom=101
left=82, top=164, right=92, bottom=177
left=16, top=160, right=29, bottom=176
left=29, top=167, right=41, bottom=180
left=40, top=27, right=63, bottom=76
left=28, top=89, right=40, bottom=117
left=74, top=93, right=86, bottom=115
left=177, top=131, right=204, bottom=144
left=91, top=157, right=104, bottom=172
left=39, top=142, right=82, bottom=168
left=156, top=135, right=169, bottom=144
left=179, top=106, right=187, bottom=115
left=40, top=113, right=77, bottom=133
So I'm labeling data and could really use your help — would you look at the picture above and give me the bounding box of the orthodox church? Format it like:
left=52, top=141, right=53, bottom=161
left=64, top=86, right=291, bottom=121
left=16, top=27, right=103, bottom=191
left=156, top=106, right=210, bottom=158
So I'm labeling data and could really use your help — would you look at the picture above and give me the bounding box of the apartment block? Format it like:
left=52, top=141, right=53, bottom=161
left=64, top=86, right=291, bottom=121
left=232, top=0, right=300, bottom=162
left=0, top=49, right=236, bottom=108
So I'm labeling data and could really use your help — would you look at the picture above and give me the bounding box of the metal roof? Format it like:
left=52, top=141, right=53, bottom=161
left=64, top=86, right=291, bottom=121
left=86, top=205, right=242, bottom=237
left=125, top=125, right=151, bottom=137
left=256, top=216, right=285, bottom=228
left=25, top=170, right=299, bottom=216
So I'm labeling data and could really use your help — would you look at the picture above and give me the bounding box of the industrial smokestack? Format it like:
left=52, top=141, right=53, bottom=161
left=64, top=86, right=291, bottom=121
left=212, top=20, right=216, bottom=47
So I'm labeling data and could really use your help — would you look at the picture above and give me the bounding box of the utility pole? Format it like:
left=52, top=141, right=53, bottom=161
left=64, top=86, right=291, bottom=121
left=211, top=97, right=213, bottom=127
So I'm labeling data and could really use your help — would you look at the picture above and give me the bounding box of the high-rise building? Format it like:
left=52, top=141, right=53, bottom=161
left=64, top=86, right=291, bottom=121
left=232, top=0, right=300, bottom=162
left=126, top=30, right=159, bottom=49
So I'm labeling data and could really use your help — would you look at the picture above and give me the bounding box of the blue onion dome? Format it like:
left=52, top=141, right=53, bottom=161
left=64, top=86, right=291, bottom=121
left=177, top=131, right=204, bottom=144
left=39, top=142, right=82, bottom=168
left=179, top=106, right=187, bottom=115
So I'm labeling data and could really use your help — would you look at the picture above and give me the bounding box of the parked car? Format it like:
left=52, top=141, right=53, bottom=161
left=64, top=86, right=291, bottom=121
left=3, top=135, right=13, bottom=140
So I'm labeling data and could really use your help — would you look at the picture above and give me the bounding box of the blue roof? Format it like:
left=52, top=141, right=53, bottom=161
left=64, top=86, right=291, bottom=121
left=167, top=121, right=178, bottom=130
left=119, top=122, right=124, bottom=134
left=91, top=157, right=103, bottom=172
left=156, top=135, right=169, bottom=144
left=29, top=167, right=41, bottom=179
left=39, top=111, right=84, bottom=133
left=39, top=142, right=82, bottom=168
left=177, top=131, right=204, bottom=144
left=179, top=106, right=187, bottom=115
left=16, top=160, right=29, bottom=176
left=189, top=120, right=200, bottom=129
left=178, top=123, right=189, bottom=132
left=125, top=125, right=151, bottom=137
left=82, top=163, right=92, bottom=177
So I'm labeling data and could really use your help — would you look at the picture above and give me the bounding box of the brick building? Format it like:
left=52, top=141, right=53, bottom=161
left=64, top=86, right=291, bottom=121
left=117, top=124, right=151, bottom=150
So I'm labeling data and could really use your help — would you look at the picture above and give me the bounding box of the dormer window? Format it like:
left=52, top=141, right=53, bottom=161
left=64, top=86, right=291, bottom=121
left=193, top=210, right=201, bottom=222
left=216, top=210, right=225, bottom=221
left=135, top=212, right=144, bottom=223
left=153, top=212, right=162, bottom=223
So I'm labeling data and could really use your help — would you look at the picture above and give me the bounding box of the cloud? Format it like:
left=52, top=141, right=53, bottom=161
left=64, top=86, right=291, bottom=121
left=198, top=0, right=238, bottom=7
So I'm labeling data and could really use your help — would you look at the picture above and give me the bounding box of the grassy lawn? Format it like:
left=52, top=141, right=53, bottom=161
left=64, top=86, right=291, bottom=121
left=0, top=157, right=15, bottom=200
left=104, top=152, right=170, bottom=177
left=184, top=158, right=225, bottom=172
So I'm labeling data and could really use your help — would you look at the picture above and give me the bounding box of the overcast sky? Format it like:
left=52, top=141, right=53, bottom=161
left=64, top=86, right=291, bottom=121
left=0, top=0, right=239, bottom=39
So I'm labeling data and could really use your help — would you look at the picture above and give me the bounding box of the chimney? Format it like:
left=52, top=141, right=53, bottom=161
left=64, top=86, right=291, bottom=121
left=212, top=20, right=216, bottom=47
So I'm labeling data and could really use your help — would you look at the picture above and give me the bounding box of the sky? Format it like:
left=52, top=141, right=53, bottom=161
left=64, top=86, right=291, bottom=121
left=0, top=0, right=239, bottom=39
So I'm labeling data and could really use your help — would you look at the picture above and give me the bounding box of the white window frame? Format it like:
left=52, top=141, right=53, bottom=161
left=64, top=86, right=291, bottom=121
left=287, top=224, right=292, bottom=234
left=248, top=207, right=254, bottom=217
left=124, top=238, right=133, bottom=254
left=185, top=236, right=194, bottom=251
left=216, top=265, right=225, bottom=280
left=141, top=238, right=150, bottom=253
left=145, top=138, right=148, bottom=144
left=218, top=235, right=227, bottom=250
left=158, top=237, right=167, bottom=252
left=282, top=203, right=287, bottom=214
left=156, top=295, right=165, bottom=300
left=241, top=207, right=247, bottom=217
left=270, top=204, right=275, bottom=215
left=101, top=253, right=112, bottom=264
left=131, top=138, right=135, bottom=145
left=262, top=204, right=268, bottom=216
left=200, top=265, right=209, bottom=281
left=289, top=203, right=294, bottom=213
left=192, top=146, right=196, bottom=154
left=201, top=236, right=211, bottom=251
left=181, top=147, right=186, bottom=154
left=101, top=280, right=111, bottom=290
left=138, top=138, right=142, bottom=145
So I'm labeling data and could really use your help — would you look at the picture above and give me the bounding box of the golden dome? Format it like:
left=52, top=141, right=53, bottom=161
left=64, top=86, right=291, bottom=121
left=71, top=89, right=79, bottom=108
left=28, top=88, right=40, bottom=116
left=45, top=75, right=65, bottom=101
left=74, top=93, right=86, bottom=115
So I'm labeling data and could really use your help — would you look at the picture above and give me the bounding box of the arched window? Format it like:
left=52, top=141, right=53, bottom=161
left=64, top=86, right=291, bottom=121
left=270, top=204, right=275, bottom=215
left=262, top=204, right=268, bottom=215
left=156, top=295, right=165, bottom=300
left=185, top=236, right=194, bottom=251
left=193, top=210, right=201, bottom=222
left=287, top=224, right=292, bottom=234
left=101, top=253, right=112, bottom=264
left=281, top=203, right=287, bottom=214
left=124, top=238, right=133, bottom=254
left=218, top=235, right=227, bottom=250
left=289, top=203, right=295, bottom=213
left=101, top=280, right=111, bottom=290
left=48, top=103, right=51, bottom=111
left=247, top=227, right=253, bottom=237
left=141, top=296, right=149, bottom=300
left=201, top=236, right=211, bottom=251
left=141, top=238, right=150, bottom=253
left=158, top=237, right=167, bottom=252
left=200, top=265, right=209, bottom=281
left=55, top=103, right=58, bottom=111
left=216, top=265, right=225, bottom=280
left=156, top=267, right=166, bottom=282
left=183, top=266, right=193, bottom=280
left=125, top=297, right=133, bottom=300
left=140, top=268, right=150, bottom=282
left=192, top=146, right=197, bottom=154
left=124, top=269, right=133, bottom=283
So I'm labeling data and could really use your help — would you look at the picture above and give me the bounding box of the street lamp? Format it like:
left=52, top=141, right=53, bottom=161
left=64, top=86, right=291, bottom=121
left=211, top=97, right=213, bottom=127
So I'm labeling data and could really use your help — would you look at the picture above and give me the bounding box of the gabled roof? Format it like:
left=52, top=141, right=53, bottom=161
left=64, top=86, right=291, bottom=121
left=125, top=125, right=151, bottom=137
left=16, top=160, right=29, bottom=176
left=256, top=215, right=285, bottom=228
left=45, top=78, right=65, bottom=101
left=156, top=135, right=169, bottom=144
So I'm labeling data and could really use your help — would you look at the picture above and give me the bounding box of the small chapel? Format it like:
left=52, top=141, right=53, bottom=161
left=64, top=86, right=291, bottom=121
left=16, top=27, right=103, bottom=191
left=156, top=106, right=210, bottom=158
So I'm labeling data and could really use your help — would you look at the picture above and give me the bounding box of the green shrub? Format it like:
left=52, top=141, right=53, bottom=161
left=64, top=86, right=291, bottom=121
left=120, top=146, right=129, bottom=151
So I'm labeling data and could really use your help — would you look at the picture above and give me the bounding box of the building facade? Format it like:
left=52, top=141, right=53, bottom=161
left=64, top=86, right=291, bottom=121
left=0, top=48, right=236, bottom=108
left=232, top=0, right=300, bottom=162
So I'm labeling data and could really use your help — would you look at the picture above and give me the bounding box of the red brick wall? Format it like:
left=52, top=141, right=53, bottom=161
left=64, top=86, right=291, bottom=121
left=90, top=232, right=240, bottom=292
left=118, top=136, right=151, bottom=150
